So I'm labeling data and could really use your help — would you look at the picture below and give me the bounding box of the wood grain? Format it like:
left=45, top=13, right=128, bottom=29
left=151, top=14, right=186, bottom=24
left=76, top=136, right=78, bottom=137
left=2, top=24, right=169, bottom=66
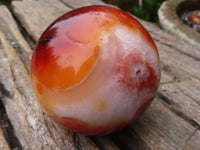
left=110, top=98, right=200, bottom=150
left=159, top=79, right=200, bottom=126
left=0, top=0, right=199, bottom=149
left=0, top=5, right=32, bottom=72
left=12, top=0, right=72, bottom=41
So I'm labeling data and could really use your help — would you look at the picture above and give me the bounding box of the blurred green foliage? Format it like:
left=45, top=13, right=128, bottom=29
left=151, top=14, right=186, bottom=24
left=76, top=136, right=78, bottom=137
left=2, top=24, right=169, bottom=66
left=103, top=0, right=165, bottom=23
left=132, top=0, right=164, bottom=22
left=0, top=0, right=12, bottom=9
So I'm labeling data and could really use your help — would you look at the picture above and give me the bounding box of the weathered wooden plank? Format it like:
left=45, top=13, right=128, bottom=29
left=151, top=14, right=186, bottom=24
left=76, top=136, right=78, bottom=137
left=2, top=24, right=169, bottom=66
left=111, top=98, right=200, bottom=150
left=60, top=0, right=107, bottom=8
left=140, top=21, right=200, bottom=81
left=0, top=27, right=100, bottom=149
left=0, top=5, right=32, bottom=72
left=8, top=0, right=200, bottom=150
left=158, top=42, right=200, bottom=81
left=140, top=21, right=200, bottom=61
left=159, top=79, right=200, bottom=126
left=0, top=128, right=10, bottom=150
left=12, top=0, right=72, bottom=41
left=160, top=70, right=174, bottom=84
left=0, top=96, right=21, bottom=150
left=176, top=78, right=200, bottom=105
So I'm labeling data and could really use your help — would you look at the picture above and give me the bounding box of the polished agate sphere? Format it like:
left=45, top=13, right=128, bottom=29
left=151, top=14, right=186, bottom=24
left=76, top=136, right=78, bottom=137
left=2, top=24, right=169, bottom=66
left=31, top=6, right=161, bottom=135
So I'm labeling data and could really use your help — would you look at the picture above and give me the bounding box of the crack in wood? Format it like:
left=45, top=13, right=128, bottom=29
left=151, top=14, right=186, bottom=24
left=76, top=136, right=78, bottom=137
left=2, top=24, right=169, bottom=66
left=160, top=81, right=177, bottom=85
left=107, top=135, right=127, bottom=150
left=0, top=98, right=22, bottom=150
left=161, top=64, right=181, bottom=82
left=184, top=126, right=200, bottom=150
left=0, top=88, right=2, bottom=99
left=0, top=83, right=14, bottom=99
left=58, top=0, right=74, bottom=9
left=109, top=128, right=148, bottom=150
left=10, top=11, right=36, bottom=49
left=0, top=6, right=33, bottom=73
left=72, top=133, right=83, bottom=150
left=158, top=92, right=200, bottom=130
left=91, top=135, right=120, bottom=150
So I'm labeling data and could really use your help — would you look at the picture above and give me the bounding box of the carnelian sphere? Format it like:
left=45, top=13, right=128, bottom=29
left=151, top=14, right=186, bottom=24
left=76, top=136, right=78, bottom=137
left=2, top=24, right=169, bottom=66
left=31, top=6, right=161, bottom=135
